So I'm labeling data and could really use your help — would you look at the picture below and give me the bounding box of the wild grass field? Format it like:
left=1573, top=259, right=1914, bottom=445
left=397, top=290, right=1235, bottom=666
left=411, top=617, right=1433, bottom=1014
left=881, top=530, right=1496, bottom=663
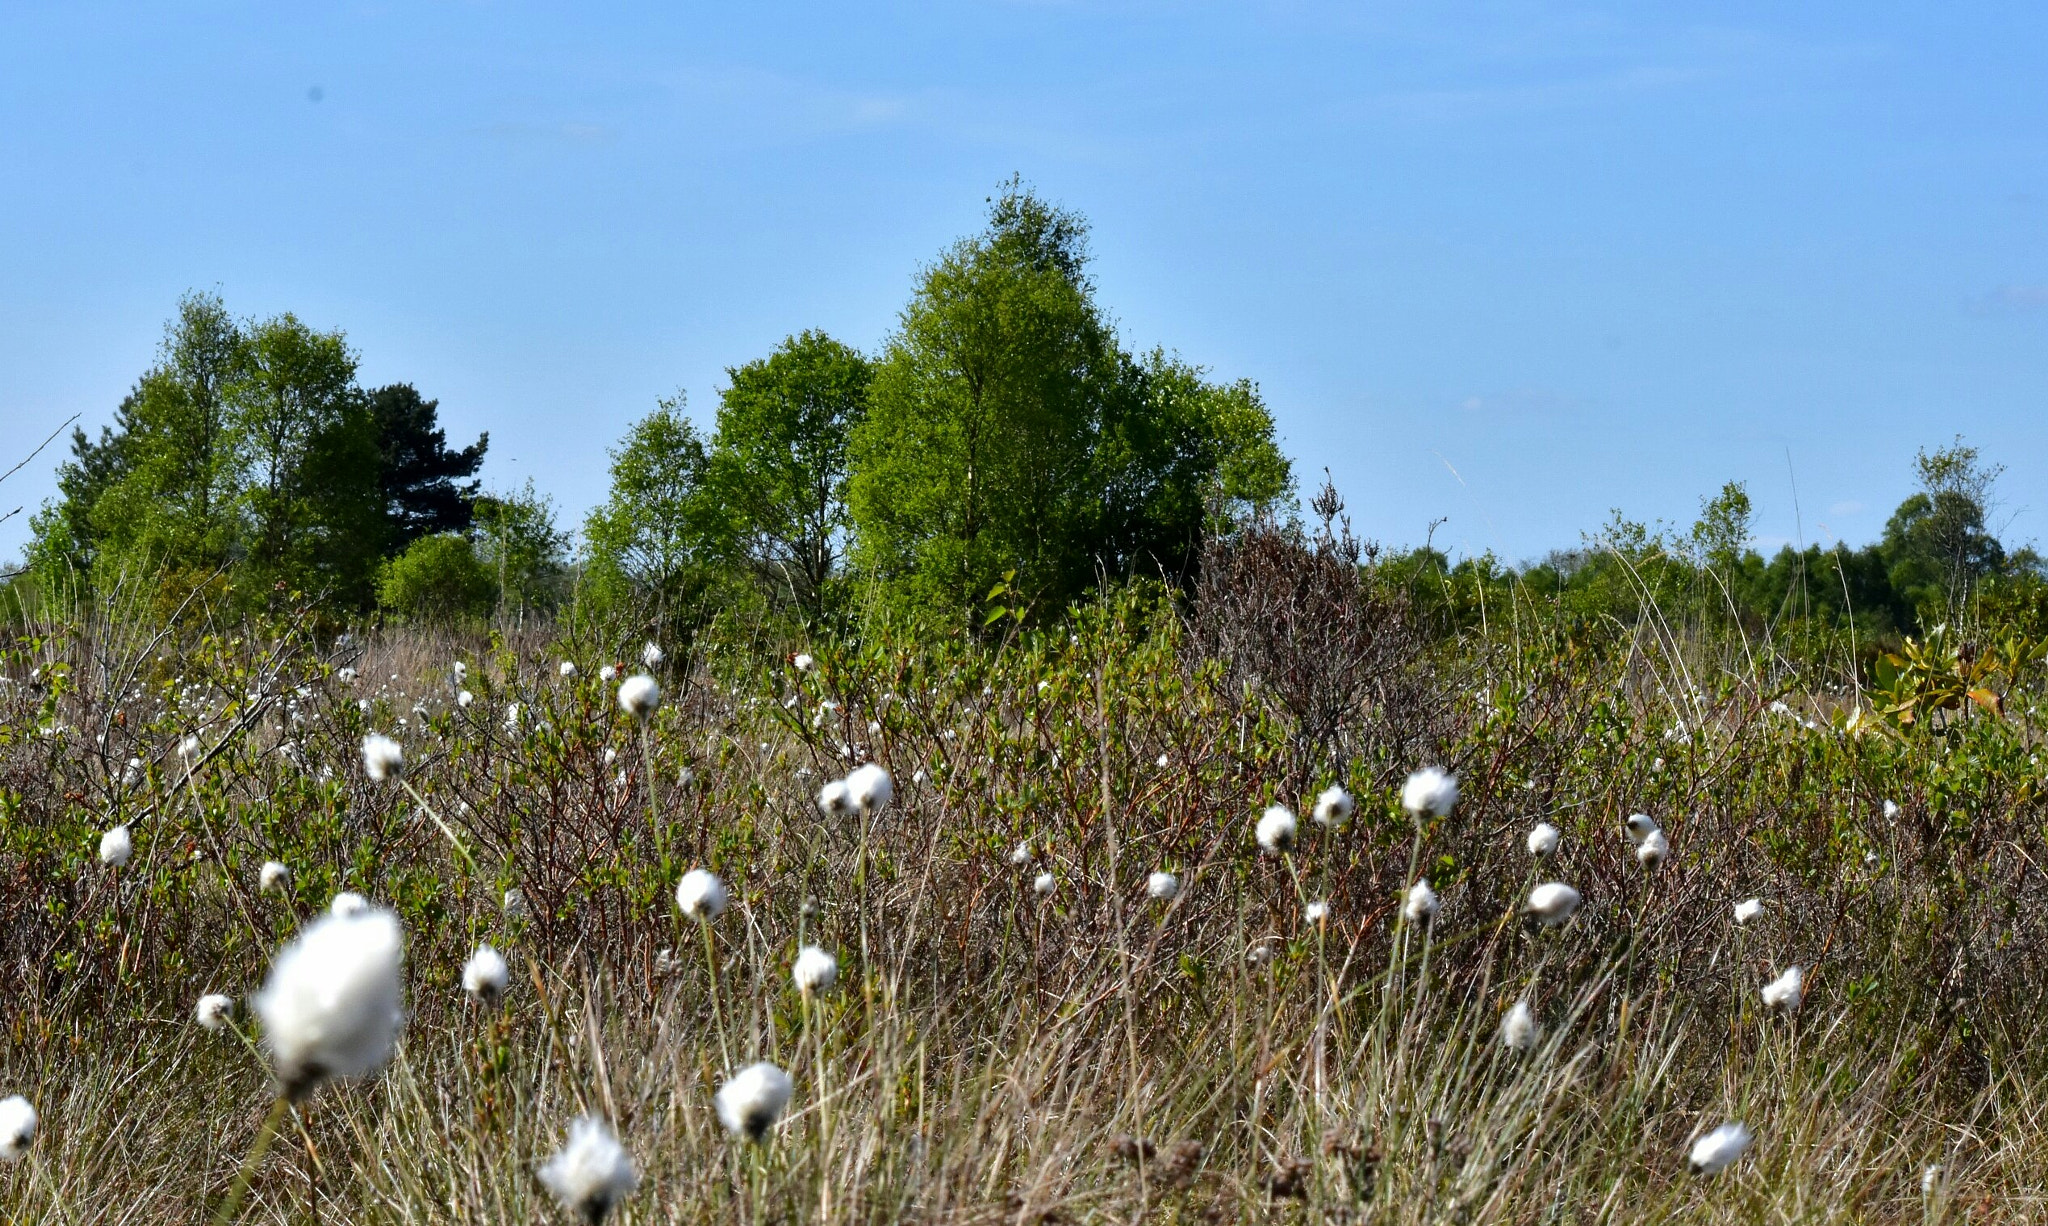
left=3, top=543, right=2047, bottom=1224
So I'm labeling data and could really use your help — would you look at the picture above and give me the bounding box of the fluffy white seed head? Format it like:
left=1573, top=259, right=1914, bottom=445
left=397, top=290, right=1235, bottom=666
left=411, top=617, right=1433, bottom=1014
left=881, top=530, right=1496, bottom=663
left=456, top=689, right=474, bottom=708
left=1403, top=879, right=1440, bottom=924
left=1883, top=799, right=1900, bottom=820
left=361, top=734, right=404, bottom=783
left=452, top=661, right=467, bottom=680
left=539, top=1115, right=638, bottom=1224
left=259, top=860, right=290, bottom=894
left=1304, top=900, right=1329, bottom=925
left=1009, top=840, right=1033, bottom=866
left=1501, top=999, right=1539, bottom=1051
left=616, top=675, right=661, bottom=721
left=252, top=906, right=405, bottom=1099
left=1624, top=813, right=1660, bottom=844
left=598, top=664, right=618, bottom=682
left=1688, top=1122, right=1753, bottom=1175
left=177, top=735, right=202, bottom=761
left=675, top=869, right=728, bottom=922
left=1311, top=785, right=1355, bottom=827
left=1255, top=805, right=1298, bottom=854
left=816, top=779, right=854, bottom=818
left=1527, top=822, right=1561, bottom=856
left=463, top=945, right=510, bottom=1004
left=792, top=945, right=838, bottom=994
left=1401, top=767, right=1459, bottom=818
left=1760, top=965, right=1804, bottom=1011
left=1033, top=872, right=1056, bottom=897
left=715, top=1062, right=794, bottom=1143
left=0, top=1096, right=36, bottom=1161
left=1636, top=828, right=1670, bottom=870
left=330, top=891, right=370, bottom=918
left=99, top=824, right=133, bottom=867
left=195, top=993, right=234, bottom=1032
left=847, top=763, right=893, bottom=813
left=1733, top=897, right=1763, bottom=925
left=1146, top=871, right=1180, bottom=902
left=559, top=661, right=577, bottom=677
left=641, top=641, right=664, bottom=668
left=793, top=652, right=816, bottom=672
left=1525, top=882, right=1582, bottom=925
left=502, top=888, right=528, bottom=919
left=1922, top=1164, right=1941, bottom=1195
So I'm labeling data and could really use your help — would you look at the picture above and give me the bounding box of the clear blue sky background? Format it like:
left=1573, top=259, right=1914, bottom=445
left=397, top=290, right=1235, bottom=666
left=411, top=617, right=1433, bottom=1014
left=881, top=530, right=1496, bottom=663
left=4, top=2, right=2045, bottom=566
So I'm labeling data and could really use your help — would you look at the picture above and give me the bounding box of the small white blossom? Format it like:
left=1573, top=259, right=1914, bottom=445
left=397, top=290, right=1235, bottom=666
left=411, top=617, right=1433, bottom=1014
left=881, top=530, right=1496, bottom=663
left=1687, top=1122, right=1753, bottom=1175
left=641, top=641, right=664, bottom=668
left=1637, top=828, right=1670, bottom=870
left=559, top=661, right=577, bottom=678
left=259, top=860, right=290, bottom=894
left=793, top=653, right=816, bottom=672
left=1147, top=871, right=1181, bottom=902
left=1733, top=897, right=1763, bottom=925
left=792, top=945, right=838, bottom=994
left=599, top=664, right=618, bottom=682
left=1525, top=882, right=1582, bottom=925
left=1624, top=813, right=1660, bottom=844
left=1883, top=799, right=1900, bottom=820
left=178, top=735, right=202, bottom=761
left=456, top=689, right=474, bottom=708
left=617, top=675, right=661, bottom=721
left=1254, top=805, right=1298, bottom=854
left=1922, top=1164, right=1941, bottom=1196
left=1033, top=872, right=1056, bottom=897
left=1760, top=966, right=1803, bottom=1011
left=715, top=1062, right=794, bottom=1143
left=252, top=906, right=405, bottom=1098
left=675, top=869, right=728, bottom=922
left=1527, top=822, right=1560, bottom=856
left=361, top=734, right=404, bottom=782
left=195, top=993, right=234, bottom=1032
left=463, top=945, right=510, bottom=1004
left=1501, top=1000, right=1539, bottom=1051
left=1401, top=767, right=1458, bottom=817
left=99, top=824, right=133, bottom=867
left=847, top=762, right=893, bottom=813
left=1311, top=785, right=1354, bottom=827
left=539, top=1116, right=638, bottom=1224
left=1009, top=840, right=1033, bottom=866
left=1403, top=878, right=1440, bottom=924
left=1304, top=900, right=1329, bottom=925
left=817, top=779, right=853, bottom=817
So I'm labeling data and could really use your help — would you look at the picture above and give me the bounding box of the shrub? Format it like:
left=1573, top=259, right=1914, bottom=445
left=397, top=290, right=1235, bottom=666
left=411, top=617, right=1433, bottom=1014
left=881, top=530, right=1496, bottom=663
left=376, top=532, right=496, bottom=623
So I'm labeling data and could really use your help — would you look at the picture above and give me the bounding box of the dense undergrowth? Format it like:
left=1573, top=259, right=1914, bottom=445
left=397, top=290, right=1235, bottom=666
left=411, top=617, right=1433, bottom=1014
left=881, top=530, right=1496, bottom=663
left=2, top=553, right=2047, bottom=1223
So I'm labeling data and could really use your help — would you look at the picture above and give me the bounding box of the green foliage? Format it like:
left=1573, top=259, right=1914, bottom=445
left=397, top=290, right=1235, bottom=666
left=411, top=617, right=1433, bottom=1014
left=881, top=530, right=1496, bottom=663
left=473, top=479, right=569, bottom=621
left=366, top=383, right=488, bottom=550
left=377, top=532, right=498, bottom=623
left=580, top=396, right=727, bottom=641
left=705, top=330, right=871, bottom=625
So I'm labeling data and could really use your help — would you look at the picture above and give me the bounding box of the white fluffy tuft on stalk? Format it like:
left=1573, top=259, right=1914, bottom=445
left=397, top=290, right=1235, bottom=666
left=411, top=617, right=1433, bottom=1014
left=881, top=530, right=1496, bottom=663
left=0, top=1096, right=35, bottom=1161
left=462, top=945, right=510, bottom=1004
left=361, top=734, right=404, bottom=783
left=258, top=860, right=290, bottom=894
left=1304, top=900, right=1329, bottom=925
left=251, top=905, right=405, bottom=1100
left=1526, top=822, right=1560, bottom=856
left=616, top=675, right=661, bottom=721
left=1403, top=879, right=1440, bottom=924
left=1733, top=897, right=1763, bottom=925
left=1255, top=805, right=1298, bottom=854
left=1501, top=999, right=1539, bottom=1051
left=1636, top=828, right=1670, bottom=870
left=1761, top=965, right=1804, bottom=1011
left=1401, top=767, right=1458, bottom=818
left=1146, top=871, right=1180, bottom=902
left=675, top=868, right=729, bottom=922
left=558, top=661, right=577, bottom=678
left=715, top=1062, right=794, bottom=1143
left=1033, top=872, right=1057, bottom=897
left=1624, top=813, right=1660, bottom=844
left=1311, top=785, right=1354, bottom=827
left=330, top=891, right=370, bottom=918
left=792, top=945, right=838, bottom=995
left=1008, top=840, right=1033, bottom=866
left=99, top=824, right=133, bottom=867
left=640, top=641, right=664, bottom=668
left=1687, top=1122, right=1753, bottom=1175
left=195, top=993, right=234, bottom=1032
left=846, top=762, right=893, bottom=813
left=1525, top=882, right=1582, bottom=925
left=816, top=779, right=854, bottom=818
left=539, top=1116, right=638, bottom=1225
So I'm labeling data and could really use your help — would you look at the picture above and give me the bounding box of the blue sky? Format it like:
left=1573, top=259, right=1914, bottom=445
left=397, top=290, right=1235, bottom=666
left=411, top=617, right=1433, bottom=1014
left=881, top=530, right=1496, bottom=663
left=3, top=2, right=2045, bottom=566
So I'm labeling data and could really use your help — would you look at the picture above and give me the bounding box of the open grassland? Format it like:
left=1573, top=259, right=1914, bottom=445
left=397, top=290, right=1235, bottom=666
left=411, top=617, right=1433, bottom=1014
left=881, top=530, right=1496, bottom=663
left=3, top=582, right=2047, bottom=1223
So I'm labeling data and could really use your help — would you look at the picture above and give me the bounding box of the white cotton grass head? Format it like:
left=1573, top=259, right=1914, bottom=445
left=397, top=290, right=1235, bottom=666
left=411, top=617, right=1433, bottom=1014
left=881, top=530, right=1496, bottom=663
left=1687, top=1121, right=1753, bottom=1175
left=1733, top=897, right=1764, bottom=925
left=675, top=868, right=728, bottom=922
left=0, top=1096, right=36, bottom=1161
left=847, top=762, right=893, bottom=813
left=793, top=652, right=816, bottom=672
left=792, top=945, right=838, bottom=995
left=715, top=1062, right=794, bottom=1143
left=1883, top=799, right=1901, bottom=820
left=538, top=1115, right=638, bottom=1224
left=1033, top=871, right=1056, bottom=897
left=178, top=734, right=202, bottom=761
left=559, top=660, right=577, bottom=677
left=1636, top=828, right=1670, bottom=870
left=1403, top=878, right=1440, bottom=924
left=457, top=689, right=474, bottom=708
left=616, top=674, right=661, bottom=721
left=330, top=891, right=370, bottom=918
left=1146, top=871, right=1181, bottom=902
left=195, top=993, right=234, bottom=1032
left=1311, top=785, right=1354, bottom=827
left=259, top=860, right=290, bottom=894
left=99, top=824, right=133, bottom=867
left=252, top=905, right=405, bottom=1100
left=1525, top=882, right=1582, bottom=925
left=816, top=779, right=854, bottom=818
left=1400, top=766, right=1458, bottom=818
left=1624, top=813, right=1660, bottom=844
left=462, top=944, right=510, bottom=1005
left=1254, top=805, right=1298, bottom=854
left=599, top=664, right=618, bottom=682
left=1501, top=999, right=1539, bottom=1052
left=1760, top=965, right=1804, bottom=1011
left=1526, top=822, right=1560, bottom=856
left=1304, top=900, right=1329, bottom=925
left=641, top=641, right=664, bottom=668
left=361, top=734, right=404, bottom=783
left=1009, top=840, right=1033, bottom=866
left=502, top=888, right=529, bottom=919
left=1921, top=1163, right=1942, bottom=1196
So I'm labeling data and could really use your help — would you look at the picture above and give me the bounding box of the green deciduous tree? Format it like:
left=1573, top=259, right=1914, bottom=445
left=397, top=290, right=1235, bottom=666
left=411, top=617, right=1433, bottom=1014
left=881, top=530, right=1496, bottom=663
left=581, top=396, right=726, bottom=638
left=378, top=533, right=497, bottom=623
left=474, top=479, right=568, bottom=622
left=706, top=330, right=870, bottom=624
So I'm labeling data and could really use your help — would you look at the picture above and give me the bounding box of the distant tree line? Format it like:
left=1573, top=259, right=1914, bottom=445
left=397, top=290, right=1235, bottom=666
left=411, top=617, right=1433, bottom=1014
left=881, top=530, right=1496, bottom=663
left=17, top=181, right=1293, bottom=641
